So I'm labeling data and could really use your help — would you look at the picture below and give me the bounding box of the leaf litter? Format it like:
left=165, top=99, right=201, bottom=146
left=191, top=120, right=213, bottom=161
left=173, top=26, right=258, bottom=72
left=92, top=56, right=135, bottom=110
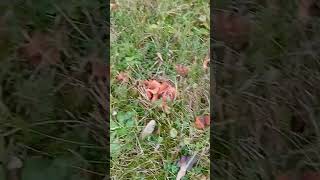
left=18, top=31, right=61, bottom=66
left=213, top=11, right=251, bottom=51
left=116, top=72, right=129, bottom=83
left=298, top=0, right=320, bottom=24
left=142, top=79, right=177, bottom=113
left=203, top=54, right=210, bottom=71
left=176, top=153, right=199, bottom=180
left=195, top=115, right=210, bottom=129
left=175, top=64, right=189, bottom=77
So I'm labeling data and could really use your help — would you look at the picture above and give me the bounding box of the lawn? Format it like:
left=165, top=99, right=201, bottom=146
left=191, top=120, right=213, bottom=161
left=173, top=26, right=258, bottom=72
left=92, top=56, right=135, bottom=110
left=110, top=0, right=210, bottom=179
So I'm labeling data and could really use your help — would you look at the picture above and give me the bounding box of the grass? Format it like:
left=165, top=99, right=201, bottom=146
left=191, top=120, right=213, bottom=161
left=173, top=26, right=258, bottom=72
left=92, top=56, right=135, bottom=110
left=110, top=0, right=209, bottom=179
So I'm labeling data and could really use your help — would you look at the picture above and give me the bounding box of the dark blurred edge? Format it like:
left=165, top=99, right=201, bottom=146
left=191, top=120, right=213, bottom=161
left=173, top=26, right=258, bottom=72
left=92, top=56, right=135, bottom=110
left=211, top=0, right=320, bottom=180
left=0, top=0, right=110, bottom=180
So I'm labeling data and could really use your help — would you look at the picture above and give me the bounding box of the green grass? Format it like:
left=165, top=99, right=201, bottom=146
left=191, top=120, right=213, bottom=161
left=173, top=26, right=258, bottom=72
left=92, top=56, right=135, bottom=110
left=110, top=0, right=209, bottom=179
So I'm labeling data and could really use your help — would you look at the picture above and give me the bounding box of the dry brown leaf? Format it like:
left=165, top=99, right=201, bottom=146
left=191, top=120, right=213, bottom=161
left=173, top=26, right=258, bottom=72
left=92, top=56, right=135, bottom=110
left=110, top=3, right=119, bottom=11
left=214, top=11, right=251, bottom=50
left=195, top=116, right=205, bottom=129
left=91, top=61, right=108, bottom=80
left=145, top=80, right=161, bottom=96
left=175, top=64, right=189, bottom=77
left=158, top=81, right=170, bottom=94
left=302, top=171, right=320, bottom=180
left=199, top=175, right=209, bottom=180
left=116, top=72, right=129, bottom=83
left=298, top=0, right=320, bottom=24
left=276, top=174, right=291, bottom=180
left=276, top=171, right=320, bottom=180
left=18, top=32, right=60, bottom=66
left=195, top=115, right=210, bottom=129
left=162, top=85, right=176, bottom=101
left=203, top=55, right=210, bottom=70
left=203, top=115, right=210, bottom=126
left=143, top=79, right=176, bottom=112
left=299, top=0, right=314, bottom=23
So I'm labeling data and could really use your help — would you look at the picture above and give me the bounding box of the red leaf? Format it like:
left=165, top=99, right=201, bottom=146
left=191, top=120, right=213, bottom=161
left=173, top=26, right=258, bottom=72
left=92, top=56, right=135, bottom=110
left=145, top=80, right=161, bottom=95
left=302, top=171, right=320, bottom=180
left=143, top=79, right=176, bottom=112
left=214, top=11, right=251, bottom=50
left=298, top=0, right=319, bottom=24
left=18, top=32, right=60, bottom=66
left=203, top=115, right=210, bottom=126
left=195, top=115, right=210, bottom=129
left=175, top=64, right=189, bottom=77
left=195, top=116, right=205, bottom=129
left=116, top=72, right=129, bottom=83
left=276, top=174, right=291, bottom=180
left=91, top=61, right=108, bottom=80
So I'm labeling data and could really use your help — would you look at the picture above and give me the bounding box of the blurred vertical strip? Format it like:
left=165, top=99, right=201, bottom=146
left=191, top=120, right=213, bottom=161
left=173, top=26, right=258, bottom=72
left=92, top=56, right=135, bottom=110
left=209, top=0, right=214, bottom=179
left=212, top=0, right=320, bottom=179
left=106, top=0, right=111, bottom=179
left=1, top=0, right=110, bottom=179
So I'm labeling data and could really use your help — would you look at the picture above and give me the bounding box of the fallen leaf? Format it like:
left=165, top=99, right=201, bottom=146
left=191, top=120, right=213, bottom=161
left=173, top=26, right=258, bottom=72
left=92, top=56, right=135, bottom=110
left=158, top=82, right=170, bottom=94
left=298, top=0, right=319, bottom=24
left=195, top=115, right=210, bottom=129
left=214, top=11, right=251, bottom=50
left=162, top=84, right=176, bottom=101
left=145, top=80, right=161, bottom=96
left=199, top=175, right=209, bottom=180
left=176, top=153, right=198, bottom=180
left=175, top=64, right=189, bottom=77
left=276, top=171, right=320, bottom=180
left=110, top=3, right=119, bottom=11
left=116, top=72, right=129, bottom=83
left=146, top=90, right=153, bottom=100
left=18, top=31, right=60, bottom=66
left=195, top=116, right=205, bottom=129
left=141, top=120, right=156, bottom=139
left=143, top=79, right=177, bottom=112
left=203, top=115, right=210, bottom=126
left=91, top=61, right=108, bottom=80
left=302, top=171, right=320, bottom=180
left=203, top=55, right=210, bottom=70
left=276, top=174, right=291, bottom=180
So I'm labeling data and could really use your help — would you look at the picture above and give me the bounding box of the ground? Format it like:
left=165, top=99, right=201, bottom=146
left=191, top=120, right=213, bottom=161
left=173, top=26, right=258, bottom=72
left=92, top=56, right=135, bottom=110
left=110, top=0, right=210, bottom=179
